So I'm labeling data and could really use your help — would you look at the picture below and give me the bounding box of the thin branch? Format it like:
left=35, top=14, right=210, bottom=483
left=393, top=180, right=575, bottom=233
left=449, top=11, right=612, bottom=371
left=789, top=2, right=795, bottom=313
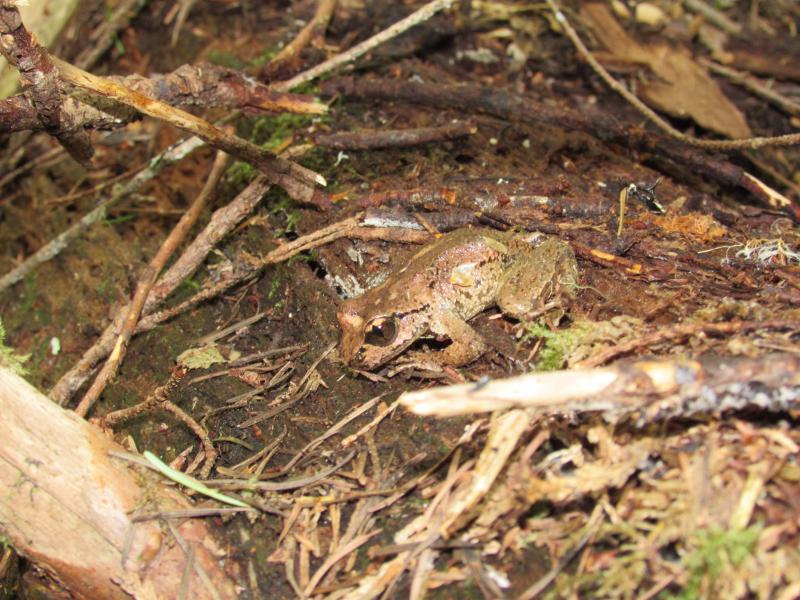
left=266, top=0, right=337, bottom=75
left=545, top=0, right=800, bottom=151
left=272, top=0, right=458, bottom=92
left=75, top=150, right=230, bottom=418
left=0, top=135, right=206, bottom=294
left=52, top=57, right=324, bottom=202
left=313, top=121, right=476, bottom=150
left=0, top=1, right=93, bottom=164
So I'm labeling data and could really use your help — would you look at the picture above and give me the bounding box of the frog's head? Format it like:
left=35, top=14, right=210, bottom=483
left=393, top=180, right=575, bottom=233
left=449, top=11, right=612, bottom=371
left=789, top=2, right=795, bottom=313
left=336, top=301, right=424, bottom=369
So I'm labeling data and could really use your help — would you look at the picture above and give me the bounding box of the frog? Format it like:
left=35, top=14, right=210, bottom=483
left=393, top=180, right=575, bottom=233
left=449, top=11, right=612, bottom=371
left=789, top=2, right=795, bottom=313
left=336, top=228, right=579, bottom=371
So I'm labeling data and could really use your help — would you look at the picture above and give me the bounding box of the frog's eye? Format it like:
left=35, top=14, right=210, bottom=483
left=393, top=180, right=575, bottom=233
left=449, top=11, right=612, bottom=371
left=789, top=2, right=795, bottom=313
left=364, top=317, right=398, bottom=347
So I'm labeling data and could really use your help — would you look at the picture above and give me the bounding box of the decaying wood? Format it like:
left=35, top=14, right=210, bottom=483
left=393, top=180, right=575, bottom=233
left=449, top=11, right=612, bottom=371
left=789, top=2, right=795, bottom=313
left=0, top=367, right=237, bottom=599
left=400, top=354, right=800, bottom=422
left=0, top=0, right=93, bottom=165
left=0, top=63, right=326, bottom=135
left=53, top=57, right=324, bottom=204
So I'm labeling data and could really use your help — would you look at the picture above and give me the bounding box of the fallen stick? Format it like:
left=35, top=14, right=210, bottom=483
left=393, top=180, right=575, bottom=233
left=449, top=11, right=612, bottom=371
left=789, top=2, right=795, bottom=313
left=265, top=0, right=337, bottom=76
left=0, top=366, right=237, bottom=599
left=272, top=0, right=458, bottom=92
left=52, top=57, right=324, bottom=203
left=323, top=77, right=795, bottom=214
left=313, top=121, right=476, bottom=150
left=399, top=354, right=800, bottom=422
left=0, top=135, right=205, bottom=294
left=76, top=150, right=229, bottom=417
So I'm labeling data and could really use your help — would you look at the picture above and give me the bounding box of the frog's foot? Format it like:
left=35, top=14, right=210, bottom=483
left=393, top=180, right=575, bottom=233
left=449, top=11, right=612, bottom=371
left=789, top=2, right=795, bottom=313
left=388, top=351, right=447, bottom=376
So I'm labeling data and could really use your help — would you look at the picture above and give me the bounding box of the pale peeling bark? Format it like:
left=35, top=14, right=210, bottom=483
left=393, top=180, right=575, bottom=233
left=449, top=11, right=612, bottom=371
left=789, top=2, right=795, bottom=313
left=0, top=367, right=238, bottom=599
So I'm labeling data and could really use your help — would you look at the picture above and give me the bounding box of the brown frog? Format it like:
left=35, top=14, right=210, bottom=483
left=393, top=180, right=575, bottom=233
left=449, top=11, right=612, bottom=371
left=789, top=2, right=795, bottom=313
left=337, top=228, right=578, bottom=370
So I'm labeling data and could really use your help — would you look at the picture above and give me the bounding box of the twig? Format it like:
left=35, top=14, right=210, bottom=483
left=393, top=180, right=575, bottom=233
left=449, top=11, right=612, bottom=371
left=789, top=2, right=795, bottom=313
left=52, top=57, right=324, bottom=202
left=324, top=77, right=796, bottom=213
left=701, top=58, right=800, bottom=117
left=272, top=0, right=458, bottom=92
left=266, top=0, right=337, bottom=75
left=313, top=121, right=476, bottom=150
left=169, top=0, right=199, bottom=47
left=0, top=135, right=205, bottom=294
left=518, top=505, right=604, bottom=600
left=0, top=1, right=93, bottom=164
left=72, top=0, right=148, bottom=69
left=49, top=173, right=269, bottom=406
left=545, top=0, right=800, bottom=151
left=575, top=319, right=798, bottom=368
left=76, top=150, right=229, bottom=418
left=399, top=353, right=800, bottom=422
left=682, top=0, right=742, bottom=35
left=303, top=530, right=381, bottom=597
left=0, top=63, right=327, bottom=135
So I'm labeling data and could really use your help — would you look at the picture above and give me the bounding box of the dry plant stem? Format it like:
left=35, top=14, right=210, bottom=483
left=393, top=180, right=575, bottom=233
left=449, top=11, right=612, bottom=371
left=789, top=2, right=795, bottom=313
left=73, top=0, right=148, bottom=69
left=400, top=353, right=800, bottom=419
left=701, top=59, right=800, bottom=117
left=0, top=1, right=93, bottom=164
left=518, top=505, right=604, bottom=600
left=682, top=0, right=743, bottom=35
left=0, top=64, right=326, bottom=135
left=575, top=319, right=798, bottom=368
left=161, top=400, right=218, bottom=479
left=144, top=215, right=364, bottom=330
left=546, top=0, right=800, bottom=151
left=313, top=121, right=476, bottom=150
left=272, top=0, right=457, bottom=92
left=267, top=0, right=337, bottom=72
left=51, top=57, right=324, bottom=202
left=76, top=150, right=230, bottom=417
left=170, top=0, right=199, bottom=46
left=0, top=135, right=205, bottom=294
left=50, top=210, right=358, bottom=406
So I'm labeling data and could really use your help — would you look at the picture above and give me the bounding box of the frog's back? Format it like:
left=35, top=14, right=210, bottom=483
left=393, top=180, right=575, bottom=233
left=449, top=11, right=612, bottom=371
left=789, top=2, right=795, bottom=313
left=368, top=228, right=524, bottom=316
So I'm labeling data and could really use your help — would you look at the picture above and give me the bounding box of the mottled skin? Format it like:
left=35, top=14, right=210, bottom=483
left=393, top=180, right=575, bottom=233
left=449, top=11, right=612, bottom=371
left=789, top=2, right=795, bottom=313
left=337, top=228, right=578, bottom=370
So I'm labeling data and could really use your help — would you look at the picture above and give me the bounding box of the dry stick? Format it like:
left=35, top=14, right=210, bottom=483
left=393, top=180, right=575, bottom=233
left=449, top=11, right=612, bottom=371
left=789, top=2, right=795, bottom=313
left=75, top=150, right=230, bottom=417
left=266, top=0, right=337, bottom=73
left=50, top=210, right=359, bottom=405
left=271, top=0, right=458, bottom=92
left=700, top=58, right=800, bottom=117
left=169, top=0, right=199, bottom=47
left=51, top=57, right=324, bottom=202
left=0, top=135, right=206, bottom=294
left=0, top=1, right=93, bottom=165
left=73, top=0, right=149, bottom=70
left=326, top=78, right=794, bottom=212
left=0, top=64, right=327, bottom=135
left=50, top=175, right=272, bottom=406
left=574, top=319, right=798, bottom=369
left=545, top=0, right=800, bottom=151
left=682, top=0, right=743, bottom=35
left=142, top=215, right=364, bottom=330
left=313, top=121, right=476, bottom=150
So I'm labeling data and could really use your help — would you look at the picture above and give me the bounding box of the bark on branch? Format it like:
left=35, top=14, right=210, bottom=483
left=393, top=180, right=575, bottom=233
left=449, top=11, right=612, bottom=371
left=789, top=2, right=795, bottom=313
left=0, top=367, right=238, bottom=599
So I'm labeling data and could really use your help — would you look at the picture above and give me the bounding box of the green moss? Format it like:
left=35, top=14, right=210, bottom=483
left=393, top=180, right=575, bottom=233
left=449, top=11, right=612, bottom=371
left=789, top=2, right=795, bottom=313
left=519, top=321, right=582, bottom=371
left=206, top=51, right=247, bottom=70
left=664, top=526, right=761, bottom=600
left=0, top=319, right=29, bottom=376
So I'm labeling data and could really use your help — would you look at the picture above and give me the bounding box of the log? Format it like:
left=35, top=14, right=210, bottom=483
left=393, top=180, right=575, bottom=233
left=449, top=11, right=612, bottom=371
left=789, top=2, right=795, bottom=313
left=0, top=367, right=238, bottom=599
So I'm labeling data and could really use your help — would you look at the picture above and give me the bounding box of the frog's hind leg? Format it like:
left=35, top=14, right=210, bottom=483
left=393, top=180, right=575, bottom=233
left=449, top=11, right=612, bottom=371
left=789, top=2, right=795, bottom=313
left=401, top=310, right=488, bottom=369
left=495, top=262, right=558, bottom=322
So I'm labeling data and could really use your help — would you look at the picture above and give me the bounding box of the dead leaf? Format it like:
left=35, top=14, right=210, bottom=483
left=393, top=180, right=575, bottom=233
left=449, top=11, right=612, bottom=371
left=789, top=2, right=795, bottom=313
left=580, top=3, right=752, bottom=139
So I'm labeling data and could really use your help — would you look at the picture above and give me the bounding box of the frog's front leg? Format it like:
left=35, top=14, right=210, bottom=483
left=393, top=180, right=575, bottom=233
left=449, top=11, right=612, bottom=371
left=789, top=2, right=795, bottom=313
left=400, top=310, right=487, bottom=370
